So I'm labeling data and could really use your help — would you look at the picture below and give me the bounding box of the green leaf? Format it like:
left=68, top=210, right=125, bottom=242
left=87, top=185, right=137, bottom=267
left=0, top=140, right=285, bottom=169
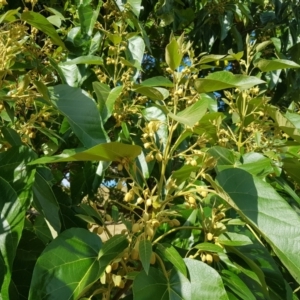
left=78, top=1, right=101, bottom=36
left=194, top=242, right=225, bottom=253
left=282, top=158, right=300, bottom=185
left=128, top=36, right=145, bottom=66
left=29, top=142, right=142, bottom=165
left=21, top=11, right=65, bottom=49
left=165, top=38, right=182, bottom=71
left=116, top=0, right=143, bottom=18
left=184, top=258, right=229, bottom=300
left=217, top=168, right=300, bottom=284
left=168, top=98, right=208, bottom=127
left=62, top=55, right=103, bottom=65
left=255, top=59, right=300, bottom=72
left=47, top=15, right=61, bottom=28
left=139, top=240, right=152, bottom=274
left=208, top=146, right=236, bottom=166
left=156, top=243, right=187, bottom=277
left=135, top=86, right=169, bottom=100
left=0, top=176, right=34, bottom=298
left=194, top=71, right=265, bottom=93
left=99, top=234, right=128, bottom=263
left=0, top=127, right=22, bottom=146
left=105, top=86, right=123, bottom=122
left=133, top=267, right=191, bottom=299
left=0, top=8, right=20, bottom=23
left=137, top=76, right=174, bottom=88
left=221, top=270, right=256, bottom=300
left=93, top=82, right=110, bottom=105
left=32, top=168, right=61, bottom=238
left=218, top=232, right=253, bottom=246
left=239, top=152, right=273, bottom=177
left=49, top=84, right=108, bottom=148
left=267, top=106, right=300, bottom=143
left=29, top=228, right=103, bottom=300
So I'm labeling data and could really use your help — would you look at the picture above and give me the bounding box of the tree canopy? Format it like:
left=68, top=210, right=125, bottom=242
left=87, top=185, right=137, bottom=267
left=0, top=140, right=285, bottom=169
left=1, top=0, right=300, bottom=299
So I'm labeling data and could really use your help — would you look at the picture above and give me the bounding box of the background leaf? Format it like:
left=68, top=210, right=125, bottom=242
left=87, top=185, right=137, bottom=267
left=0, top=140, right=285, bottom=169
left=194, top=71, right=265, bottom=93
left=184, top=258, right=229, bottom=300
left=29, top=228, right=103, bottom=300
left=49, top=84, right=108, bottom=148
left=139, top=240, right=152, bottom=274
left=21, top=11, right=65, bottom=49
left=217, top=168, right=300, bottom=284
left=29, top=142, right=142, bottom=165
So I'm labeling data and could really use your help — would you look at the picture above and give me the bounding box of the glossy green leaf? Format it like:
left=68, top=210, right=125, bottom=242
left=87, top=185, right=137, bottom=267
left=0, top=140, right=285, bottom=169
left=221, top=270, right=256, bottom=300
left=156, top=243, right=187, bottom=277
left=218, top=232, right=253, bottom=246
left=217, top=168, right=300, bottom=284
left=255, top=59, right=300, bottom=72
left=0, top=176, right=34, bottom=298
left=99, top=234, right=128, bottom=263
left=239, top=152, right=273, bottom=177
left=184, top=258, right=229, bottom=300
left=208, top=146, right=236, bottom=166
left=32, top=168, right=61, bottom=238
left=139, top=240, right=152, bottom=274
left=267, top=106, right=300, bottom=143
left=105, top=86, right=123, bottom=122
left=194, top=242, right=224, bottom=253
left=0, top=8, right=20, bottom=23
left=128, top=36, right=145, bottom=66
left=0, top=127, right=22, bottom=146
left=137, top=76, right=174, bottom=88
left=282, top=158, right=300, bottom=185
left=194, top=71, right=265, bottom=93
left=133, top=267, right=191, bottom=299
left=62, top=55, right=103, bottom=65
left=78, top=1, right=101, bottom=36
left=29, top=228, right=103, bottom=300
left=135, top=86, right=169, bottom=100
left=49, top=84, right=108, bottom=148
left=168, top=98, right=208, bottom=127
left=93, top=81, right=110, bottom=105
left=115, top=0, right=143, bottom=17
left=21, top=11, right=65, bottom=49
left=47, top=15, right=61, bottom=28
left=165, top=38, right=182, bottom=71
left=29, top=142, right=142, bottom=165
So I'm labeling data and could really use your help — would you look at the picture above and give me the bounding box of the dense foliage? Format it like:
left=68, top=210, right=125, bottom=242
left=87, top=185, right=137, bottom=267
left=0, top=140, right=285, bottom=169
left=1, top=0, right=300, bottom=299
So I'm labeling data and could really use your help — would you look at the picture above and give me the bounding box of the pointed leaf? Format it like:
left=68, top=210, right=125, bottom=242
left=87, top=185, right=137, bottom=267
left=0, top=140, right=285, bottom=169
left=255, top=59, right=300, bottom=72
left=194, top=71, right=265, bottom=93
left=29, top=142, right=142, bottom=165
left=138, top=76, right=174, bottom=88
left=21, top=11, right=65, bottom=49
left=139, top=240, right=152, bottom=274
left=221, top=270, right=256, bottom=300
left=29, top=228, right=103, bottom=300
left=217, top=168, right=300, bottom=284
left=133, top=267, right=191, bottom=299
left=168, top=98, right=208, bottom=127
left=49, top=84, right=108, bottom=148
left=32, top=168, right=61, bottom=238
left=156, top=243, right=187, bottom=277
left=0, top=176, right=34, bottom=298
left=135, top=86, right=169, bottom=100
left=99, top=234, right=128, bottom=263
left=184, top=258, right=229, bottom=300
left=165, top=38, right=182, bottom=71
left=62, top=55, right=103, bottom=65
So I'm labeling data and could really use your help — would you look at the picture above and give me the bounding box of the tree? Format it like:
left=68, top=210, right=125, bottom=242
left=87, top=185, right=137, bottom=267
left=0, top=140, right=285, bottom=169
left=1, top=0, right=300, bottom=299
